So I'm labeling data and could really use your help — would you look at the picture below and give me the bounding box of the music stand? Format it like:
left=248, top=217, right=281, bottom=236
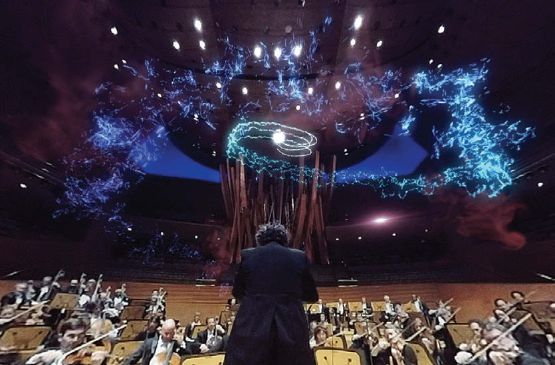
left=49, top=294, right=79, bottom=310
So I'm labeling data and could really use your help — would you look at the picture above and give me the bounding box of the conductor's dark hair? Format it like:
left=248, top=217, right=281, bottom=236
left=255, top=222, right=289, bottom=246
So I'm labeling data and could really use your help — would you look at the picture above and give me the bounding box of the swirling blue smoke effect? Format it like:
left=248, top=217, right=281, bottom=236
left=228, top=61, right=535, bottom=198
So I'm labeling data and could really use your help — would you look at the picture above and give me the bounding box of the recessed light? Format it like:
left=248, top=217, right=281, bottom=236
left=253, top=45, right=262, bottom=58
left=199, top=40, right=206, bottom=50
left=113, top=64, right=119, bottom=70
left=110, top=26, right=118, bottom=35
left=121, top=59, right=127, bottom=64
left=295, top=105, right=301, bottom=111
left=272, top=130, right=286, bottom=144
left=354, top=15, right=363, bottom=30
left=392, top=232, right=397, bottom=237
left=394, top=93, right=400, bottom=99
left=127, top=227, right=133, bottom=232
left=19, top=183, right=27, bottom=189
left=335, top=237, right=340, bottom=241
left=437, top=63, right=443, bottom=69
left=157, top=93, right=162, bottom=98
left=194, top=18, right=202, bottom=32
left=194, top=235, right=199, bottom=239
left=429, top=59, right=434, bottom=65
left=274, top=47, right=282, bottom=60
left=358, top=236, right=362, bottom=240
left=160, top=231, right=165, bottom=236
left=241, top=86, right=248, bottom=95
left=216, top=82, right=222, bottom=89
left=538, top=182, right=544, bottom=187
left=293, top=44, right=303, bottom=57
left=376, top=40, right=383, bottom=48
left=335, top=81, right=341, bottom=90
left=307, top=87, right=314, bottom=95
left=438, top=25, right=445, bottom=34
left=344, top=148, right=348, bottom=152
left=350, top=38, right=356, bottom=47
left=172, top=40, right=181, bottom=50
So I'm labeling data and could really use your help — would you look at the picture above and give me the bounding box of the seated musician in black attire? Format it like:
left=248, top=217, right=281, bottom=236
left=192, top=317, right=226, bottom=354
left=123, top=319, right=189, bottom=365
left=223, top=222, right=319, bottom=365
left=482, top=323, right=549, bottom=365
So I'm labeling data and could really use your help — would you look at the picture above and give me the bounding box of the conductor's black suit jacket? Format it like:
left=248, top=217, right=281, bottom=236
left=223, top=242, right=319, bottom=365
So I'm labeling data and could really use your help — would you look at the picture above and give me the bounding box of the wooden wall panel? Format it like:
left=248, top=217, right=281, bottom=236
left=1, top=280, right=553, bottom=325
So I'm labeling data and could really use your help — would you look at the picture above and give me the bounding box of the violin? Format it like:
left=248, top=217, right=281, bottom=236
left=56, top=324, right=126, bottom=365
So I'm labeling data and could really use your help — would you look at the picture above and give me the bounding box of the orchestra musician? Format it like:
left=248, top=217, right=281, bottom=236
left=309, top=326, right=329, bottom=349
left=122, top=318, right=189, bottom=365
left=25, top=318, right=107, bottom=365
left=193, top=317, right=226, bottom=354
left=377, top=326, right=418, bottom=365
left=361, top=297, right=373, bottom=318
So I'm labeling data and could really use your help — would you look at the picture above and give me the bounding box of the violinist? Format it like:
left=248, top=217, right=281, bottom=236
left=361, top=297, right=373, bottom=318
left=122, top=319, right=188, bottom=365
left=113, top=288, right=129, bottom=312
left=1, top=282, right=27, bottom=308
left=36, top=276, right=61, bottom=302
left=193, top=317, right=226, bottom=354
left=509, top=291, right=530, bottom=310
left=66, top=280, right=80, bottom=295
left=482, top=323, right=547, bottom=365
left=382, top=326, right=418, bottom=365
left=382, top=295, right=396, bottom=323
left=25, top=318, right=106, bottom=365
left=309, top=326, right=329, bottom=349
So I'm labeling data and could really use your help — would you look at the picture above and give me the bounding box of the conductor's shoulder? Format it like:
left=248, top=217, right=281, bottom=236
left=240, top=247, right=256, bottom=257
left=288, top=247, right=307, bottom=257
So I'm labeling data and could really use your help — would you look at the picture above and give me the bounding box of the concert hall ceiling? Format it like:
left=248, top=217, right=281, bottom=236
left=0, top=0, right=554, bottom=282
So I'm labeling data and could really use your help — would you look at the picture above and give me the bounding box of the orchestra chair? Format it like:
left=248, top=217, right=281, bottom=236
left=107, top=340, right=143, bottom=365
left=348, top=302, right=363, bottom=313
left=407, top=343, right=435, bottom=365
left=0, top=325, right=51, bottom=363
left=121, top=305, right=147, bottom=320
left=314, top=347, right=362, bottom=365
left=327, top=302, right=339, bottom=312
left=118, top=320, right=148, bottom=341
left=324, top=334, right=347, bottom=349
left=49, top=293, right=79, bottom=310
left=402, top=302, right=415, bottom=313
left=181, top=352, right=225, bottom=365
left=371, top=302, right=385, bottom=312
left=191, top=325, right=207, bottom=339
left=446, top=323, right=473, bottom=347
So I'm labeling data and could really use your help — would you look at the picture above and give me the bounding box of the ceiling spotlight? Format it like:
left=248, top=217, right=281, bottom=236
left=429, top=58, right=434, bottom=64
left=194, top=235, right=199, bottom=239
left=121, top=59, right=127, bottom=64
left=335, top=81, right=341, bottom=90
left=241, top=86, right=248, bottom=95
left=392, top=232, right=397, bottom=237
left=193, top=113, right=199, bottom=120
left=437, top=63, right=443, bottom=69
left=113, top=64, right=119, bottom=70
left=354, top=15, right=363, bottom=30
left=199, top=40, right=206, bottom=50
left=350, top=38, right=356, bottom=47
left=424, top=228, right=429, bottom=232
left=538, top=182, right=544, bottom=187
left=335, top=237, right=340, bottom=241
left=360, top=113, right=365, bottom=117
left=295, top=105, right=301, bottom=111
left=376, top=40, right=383, bottom=48
left=253, top=45, right=262, bottom=58
left=157, top=93, right=162, bottom=98
left=160, top=231, right=165, bottom=236
left=372, top=217, right=389, bottom=224
left=194, top=18, right=202, bottom=32
left=307, top=87, right=314, bottom=95
left=358, top=236, right=362, bottom=240
left=344, top=148, right=348, bottom=152
left=216, top=82, right=222, bottom=89
left=272, top=130, right=286, bottom=144
left=172, top=40, right=181, bottom=50
left=438, top=25, right=445, bottom=34
left=394, top=93, right=400, bottom=99
left=19, top=183, right=27, bottom=189
left=293, top=44, right=303, bottom=57
left=274, top=47, right=282, bottom=60
left=110, top=26, right=118, bottom=35
left=127, top=227, right=133, bottom=232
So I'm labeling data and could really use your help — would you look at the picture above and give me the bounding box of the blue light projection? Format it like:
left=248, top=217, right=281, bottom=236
left=55, top=12, right=534, bottom=240
left=227, top=61, right=535, bottom=198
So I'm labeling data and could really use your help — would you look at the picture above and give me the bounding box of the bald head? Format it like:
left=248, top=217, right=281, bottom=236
left=160, top=319, right=176, bottom=342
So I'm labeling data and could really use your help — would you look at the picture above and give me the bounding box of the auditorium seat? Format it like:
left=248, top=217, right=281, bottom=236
left=314, top=347, right=363, bottom=365
left=182, top=352, right=225, bottom=365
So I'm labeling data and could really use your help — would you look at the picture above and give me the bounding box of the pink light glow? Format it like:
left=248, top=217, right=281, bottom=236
left=372, top=217, right=389, bottom=224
